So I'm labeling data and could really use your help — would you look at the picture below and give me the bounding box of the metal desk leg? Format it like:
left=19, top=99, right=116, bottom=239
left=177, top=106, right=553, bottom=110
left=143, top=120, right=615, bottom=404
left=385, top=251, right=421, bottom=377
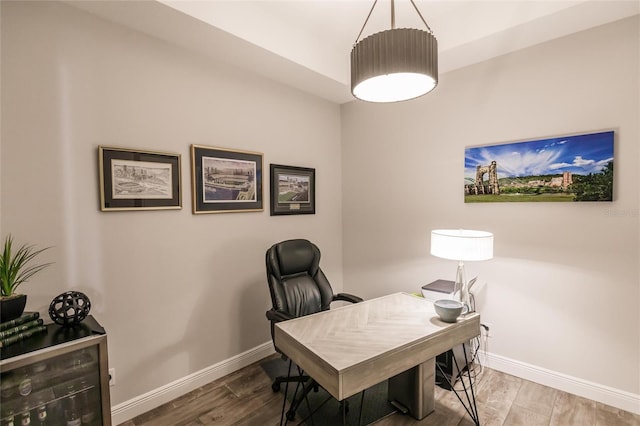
left=281, top=364, right=321, bottom=426
left=283, top=380, right=365, bottom=426
left=436, top=342, right=480, bottom=425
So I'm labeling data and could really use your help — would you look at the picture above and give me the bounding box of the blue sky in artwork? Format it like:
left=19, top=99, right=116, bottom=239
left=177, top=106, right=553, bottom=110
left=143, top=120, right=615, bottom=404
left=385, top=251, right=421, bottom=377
left=464, top=131, right=614, bottom=180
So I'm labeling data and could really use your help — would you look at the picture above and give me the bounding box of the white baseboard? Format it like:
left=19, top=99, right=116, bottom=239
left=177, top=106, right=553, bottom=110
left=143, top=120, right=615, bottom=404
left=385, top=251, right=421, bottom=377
left=110, top=344, right=639, bottom=424
left=482, top=351, right=640, bottom=415
left=110, top=342, right=275, bottom=425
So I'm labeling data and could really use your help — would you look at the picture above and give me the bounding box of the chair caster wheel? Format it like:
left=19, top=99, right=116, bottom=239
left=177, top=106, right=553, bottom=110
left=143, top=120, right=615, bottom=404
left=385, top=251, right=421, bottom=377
left=286, top=410, right=296, bottom=421
left=271, top=382, right=280, bottom=392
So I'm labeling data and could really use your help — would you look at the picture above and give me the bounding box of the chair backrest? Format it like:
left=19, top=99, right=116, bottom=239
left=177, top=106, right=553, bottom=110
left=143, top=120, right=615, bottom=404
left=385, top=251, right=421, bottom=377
left=266, top=239, right=334, bottom=318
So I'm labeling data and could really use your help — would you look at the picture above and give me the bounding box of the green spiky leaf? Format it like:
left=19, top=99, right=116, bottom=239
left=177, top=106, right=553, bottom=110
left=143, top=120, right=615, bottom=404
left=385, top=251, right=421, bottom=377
left=0, top=235, right=53, bottom=297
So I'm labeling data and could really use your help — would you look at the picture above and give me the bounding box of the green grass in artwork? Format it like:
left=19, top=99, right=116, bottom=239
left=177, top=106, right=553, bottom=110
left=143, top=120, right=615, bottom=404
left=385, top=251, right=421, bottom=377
left=278, top=192, right=297, bottom=202
left=465, top=194, right=576, bottom=203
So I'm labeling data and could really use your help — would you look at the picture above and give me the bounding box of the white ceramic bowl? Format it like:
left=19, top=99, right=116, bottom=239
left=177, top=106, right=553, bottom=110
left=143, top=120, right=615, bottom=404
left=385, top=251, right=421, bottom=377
left=434, top=299, right=464, bottom=323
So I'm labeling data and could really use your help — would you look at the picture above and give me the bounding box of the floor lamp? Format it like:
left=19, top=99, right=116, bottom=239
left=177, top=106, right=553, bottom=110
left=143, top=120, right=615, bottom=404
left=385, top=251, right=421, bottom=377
left=430, top=229, right=494, bottom=312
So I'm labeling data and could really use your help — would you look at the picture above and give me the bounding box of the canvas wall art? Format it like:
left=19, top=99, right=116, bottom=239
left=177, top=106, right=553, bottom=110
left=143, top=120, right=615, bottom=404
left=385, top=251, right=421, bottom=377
left=464, top=130, right=614, bottom=203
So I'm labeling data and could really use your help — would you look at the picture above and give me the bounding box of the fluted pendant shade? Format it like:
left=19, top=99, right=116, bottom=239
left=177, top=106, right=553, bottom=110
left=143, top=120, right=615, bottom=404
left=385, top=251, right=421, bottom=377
left=351, top=28, right=438, bottom=103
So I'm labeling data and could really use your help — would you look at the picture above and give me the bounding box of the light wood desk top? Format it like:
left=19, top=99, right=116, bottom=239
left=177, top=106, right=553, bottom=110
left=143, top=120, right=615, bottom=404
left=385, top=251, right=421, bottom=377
left=274, top=292, right=480, bottom=401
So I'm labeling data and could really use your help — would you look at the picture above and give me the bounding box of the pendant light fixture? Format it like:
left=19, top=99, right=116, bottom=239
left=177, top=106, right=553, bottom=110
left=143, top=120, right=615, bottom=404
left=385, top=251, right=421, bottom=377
left=351, top=0, right=438, bottom=103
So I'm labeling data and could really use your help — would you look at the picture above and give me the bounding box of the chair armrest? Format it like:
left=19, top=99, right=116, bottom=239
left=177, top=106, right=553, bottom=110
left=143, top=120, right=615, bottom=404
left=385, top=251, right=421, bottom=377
left=266, top=309, right=295, bottom=323
left=332, top=293, right=363, bottom=304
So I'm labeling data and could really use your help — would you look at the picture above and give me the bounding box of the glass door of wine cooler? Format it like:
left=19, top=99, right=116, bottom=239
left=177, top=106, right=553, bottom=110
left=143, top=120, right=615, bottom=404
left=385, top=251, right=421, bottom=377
left=0, top=319, right=110, bottom=426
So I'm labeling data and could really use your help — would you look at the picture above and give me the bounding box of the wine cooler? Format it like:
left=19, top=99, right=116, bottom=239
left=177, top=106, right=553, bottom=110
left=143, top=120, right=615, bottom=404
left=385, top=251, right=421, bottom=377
left=0, top=316, right=111, bottom=426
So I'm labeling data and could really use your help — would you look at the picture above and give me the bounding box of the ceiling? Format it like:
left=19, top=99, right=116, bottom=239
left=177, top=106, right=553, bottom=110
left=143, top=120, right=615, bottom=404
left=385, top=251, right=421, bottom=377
left=66, top=1, right=639, bottom=104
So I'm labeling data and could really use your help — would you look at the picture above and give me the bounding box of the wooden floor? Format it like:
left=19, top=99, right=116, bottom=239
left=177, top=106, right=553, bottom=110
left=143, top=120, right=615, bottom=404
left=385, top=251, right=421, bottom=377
left=118, top=354, right=639, bottom=426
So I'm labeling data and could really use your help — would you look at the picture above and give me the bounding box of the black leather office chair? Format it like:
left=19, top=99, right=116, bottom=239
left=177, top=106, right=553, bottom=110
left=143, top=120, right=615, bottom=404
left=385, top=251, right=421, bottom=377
left=265, top=239, right=363, bottom=419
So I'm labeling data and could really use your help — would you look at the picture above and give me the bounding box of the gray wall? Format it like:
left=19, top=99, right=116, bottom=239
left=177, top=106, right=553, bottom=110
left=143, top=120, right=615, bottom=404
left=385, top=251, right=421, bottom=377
left=1, top=1, right=343, bottom=405
left=2, top=0, right=639, bottom=417
left=342, top=16, right=639, bottom=395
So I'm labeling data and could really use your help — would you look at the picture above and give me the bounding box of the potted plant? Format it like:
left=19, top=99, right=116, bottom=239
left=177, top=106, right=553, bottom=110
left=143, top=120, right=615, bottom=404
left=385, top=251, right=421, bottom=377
left=0, top=235, right=53, bottom=323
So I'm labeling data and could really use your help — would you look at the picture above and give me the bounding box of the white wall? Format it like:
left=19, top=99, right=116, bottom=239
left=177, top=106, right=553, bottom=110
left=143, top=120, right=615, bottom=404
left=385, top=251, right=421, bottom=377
left=1, top=0, right=343, bottom=407
left=342, top=15, right=639, bottom=406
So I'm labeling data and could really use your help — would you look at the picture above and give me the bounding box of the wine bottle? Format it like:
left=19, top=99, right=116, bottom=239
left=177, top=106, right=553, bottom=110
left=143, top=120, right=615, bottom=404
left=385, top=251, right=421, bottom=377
left=33, top=403, right=47, bottom=426
left=45, top=399, right=62, bottom=425
left=17, top=369, right=31, bottom=397
left=18, top=404, right=30, bottom=426
left=1, top=408, right=15, bottom=426
left=64, top=396, right=81, bottom=426
left=79, top=381, right=96, bottom=426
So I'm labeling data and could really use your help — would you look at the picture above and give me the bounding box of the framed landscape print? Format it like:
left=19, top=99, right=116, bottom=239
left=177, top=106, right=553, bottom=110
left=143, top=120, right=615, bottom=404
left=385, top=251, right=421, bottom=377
left=190, top=145, right=263, bottom=214
left=464, top=130, right=614, bottom=203
left=99, top=146, right=181, bottom=211
left=270, top=164, right=315, bottom=215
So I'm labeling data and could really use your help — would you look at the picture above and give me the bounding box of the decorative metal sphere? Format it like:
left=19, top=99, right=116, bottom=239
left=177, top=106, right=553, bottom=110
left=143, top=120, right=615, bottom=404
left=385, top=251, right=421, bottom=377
left=49, top=291, right=91, bottom=326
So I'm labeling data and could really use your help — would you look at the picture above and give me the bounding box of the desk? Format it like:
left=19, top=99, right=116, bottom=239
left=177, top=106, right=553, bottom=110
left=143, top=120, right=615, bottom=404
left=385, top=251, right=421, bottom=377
left=274, top=292, right=480, bottom=421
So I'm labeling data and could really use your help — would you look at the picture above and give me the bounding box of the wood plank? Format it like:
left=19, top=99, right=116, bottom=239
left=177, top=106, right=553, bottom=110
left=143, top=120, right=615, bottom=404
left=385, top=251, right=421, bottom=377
left=549, top=391, right=596, bottom=426
left=595, top=401, right=640, bottom=425
left=504, top=405, right=551, bottom=426
left=121, top=356, right=640, bottom=426
left=131, top=385, right=235, bottom=426
left=473, top=367, right=522, bottom=425
left=512, top=379, right=557, bottom=417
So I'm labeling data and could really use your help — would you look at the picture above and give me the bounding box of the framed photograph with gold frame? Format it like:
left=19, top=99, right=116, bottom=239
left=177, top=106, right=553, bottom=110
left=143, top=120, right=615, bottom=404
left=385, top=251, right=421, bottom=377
left=190, top=144, right=263, bottom=214
left=270, top=164, right=315, bottom=216
left=99, top=146, right=182, bottom=211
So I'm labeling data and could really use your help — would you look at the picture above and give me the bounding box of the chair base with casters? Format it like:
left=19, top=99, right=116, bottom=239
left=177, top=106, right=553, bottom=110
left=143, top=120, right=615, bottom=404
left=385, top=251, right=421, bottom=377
left=280, top=363, right=356, bottom=425
left=266, top=294, right=362, bottom=406
left=266, top=310, right=319, bottom=396
left=283, top=373, right=366, bottom=426
left=271, top=368, right=311, bottom=393
left=265, top=239, right=364, bottom=425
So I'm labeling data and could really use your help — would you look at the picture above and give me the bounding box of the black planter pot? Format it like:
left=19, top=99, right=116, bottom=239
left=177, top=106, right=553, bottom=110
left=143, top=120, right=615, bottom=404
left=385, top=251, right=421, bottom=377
left=1, top=294, right=27, bottom=323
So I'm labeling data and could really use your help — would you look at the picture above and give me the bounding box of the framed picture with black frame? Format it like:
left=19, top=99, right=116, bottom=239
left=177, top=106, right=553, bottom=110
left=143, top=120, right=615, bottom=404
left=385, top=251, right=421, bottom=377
left=98, top=146, right=182, bottom=211
left=190, top=144, right=263, bottom=214
left=270, top=164, right=316, bottom=216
